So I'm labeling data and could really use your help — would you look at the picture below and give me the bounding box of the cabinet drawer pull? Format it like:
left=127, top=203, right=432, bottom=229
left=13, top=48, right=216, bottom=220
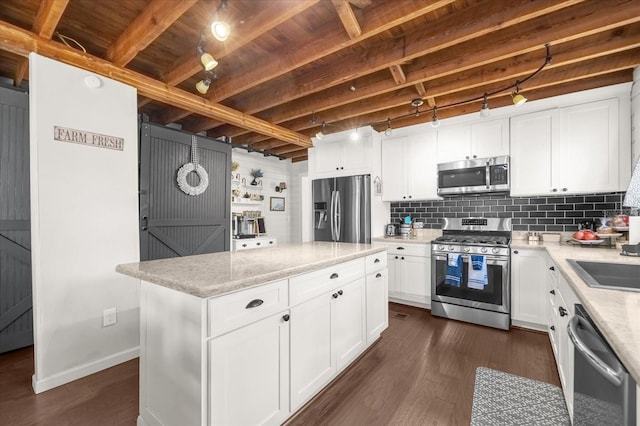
left=549, top=289, right=555, bottom=295
left=269, top=241, right=273, bottom=244
left=559, top=306, right=568, bottom=317
left=282, top=314, right=290, bottom=322
left=242, top=244, right=247, bottom=247
left=376, top=273, right=382, bottom=278
left=330, top=272, right=339, bottom=279
left=550, top=325, right=555, bottom=331
left=338, top=290, right=343, bottom=296
left=513, top=250, right=519, bottom=254
left=374, top=258, right=380, bottom=263
left=332, top=293, right=339, bottom=299
left=256, top=242, right=261, bottom=246
left=245, top=299, right=264, bottom=309
left=397, top=247, right=405, bottom=250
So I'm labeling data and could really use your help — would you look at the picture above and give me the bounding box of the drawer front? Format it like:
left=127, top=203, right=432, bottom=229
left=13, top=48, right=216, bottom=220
left=386, top=243, right=429, bottom=257
left=365, top=252, right=387, bottom=274
left=208, top=279, right=288, bottom=337
left=290, top=258, right=364, bottom=305
left=235, top=240, right=258, bottom=251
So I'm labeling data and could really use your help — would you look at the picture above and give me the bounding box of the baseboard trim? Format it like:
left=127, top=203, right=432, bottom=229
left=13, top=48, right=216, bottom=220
left=388, top=296, right=430, bottom=310
left=32, top=346, right=139, bottom=394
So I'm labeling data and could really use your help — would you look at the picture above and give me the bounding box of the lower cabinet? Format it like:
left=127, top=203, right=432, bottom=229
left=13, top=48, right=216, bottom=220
left=510, top=248, right=548, bottom=330
left=209, top=311, right=290, bottom=426
left=233, top=236, right=277, bottom=251
left=290, top=277, right=366, bottom=410
left=366, top=268, right=388, bottom=344
left=374, top=241, right=430, bottom=308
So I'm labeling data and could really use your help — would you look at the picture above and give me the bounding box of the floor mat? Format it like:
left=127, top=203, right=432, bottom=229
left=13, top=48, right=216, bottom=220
left=470, top=367, right=570, bottom=425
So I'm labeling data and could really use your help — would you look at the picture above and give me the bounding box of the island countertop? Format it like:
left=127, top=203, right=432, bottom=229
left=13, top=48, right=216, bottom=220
left=511, top=240, right=640, bottom=383
left=116, top=241, right=386, bottom=299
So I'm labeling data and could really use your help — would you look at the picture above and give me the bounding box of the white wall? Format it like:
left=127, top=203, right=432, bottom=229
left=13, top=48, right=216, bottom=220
left=29, top=54, right=140, bottom=393
left=231, top=150, right=295, bottom=243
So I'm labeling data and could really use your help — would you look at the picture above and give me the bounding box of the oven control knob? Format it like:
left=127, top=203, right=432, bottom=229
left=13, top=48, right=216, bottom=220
left=463, top=247, right=471, bottom=253
left=448, top=245, right=455, bottom=251
left=480, top=247, right=488, bottom=253
left=438, top=245, right=445, bottom=251
left=492, top=247, right=500, bottom=254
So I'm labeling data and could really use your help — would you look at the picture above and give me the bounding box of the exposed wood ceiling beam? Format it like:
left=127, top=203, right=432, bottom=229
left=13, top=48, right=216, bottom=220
left=105, top=0, right=197, bottom=67
left=14, top=0, right=69, bottom=86
left=389, top=64, right=406, bottom=85
left=210, top=0, right=586, bottom=126
left=154, top=0, right=321, bottom=120
left=211, top=0, right=639, bottom=141
left=415, top=82, right=426, bottom=97
left=0, top=20, right=311, bottom=147
left=331, top=0, right=362, bottom=39
left=348, top=0, right=372, bottom=8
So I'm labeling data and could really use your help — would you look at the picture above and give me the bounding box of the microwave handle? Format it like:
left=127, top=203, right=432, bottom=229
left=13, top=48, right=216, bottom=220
left=485, top=161, right=491, bottom=189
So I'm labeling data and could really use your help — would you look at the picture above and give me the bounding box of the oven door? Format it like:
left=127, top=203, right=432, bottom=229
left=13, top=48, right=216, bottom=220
left=431, top=252, right=509, bottom=313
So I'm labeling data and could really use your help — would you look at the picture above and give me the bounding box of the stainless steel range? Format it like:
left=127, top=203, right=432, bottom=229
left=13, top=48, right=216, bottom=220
left=431, top=218, right=511, bottom=330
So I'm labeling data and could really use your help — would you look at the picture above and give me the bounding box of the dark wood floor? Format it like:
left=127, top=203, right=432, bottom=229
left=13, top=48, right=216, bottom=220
left=0, top=303, right=559, bottom=425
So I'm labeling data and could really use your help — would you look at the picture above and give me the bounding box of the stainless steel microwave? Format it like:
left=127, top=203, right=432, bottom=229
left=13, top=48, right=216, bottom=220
left=437, top=156, right=509, bottom=195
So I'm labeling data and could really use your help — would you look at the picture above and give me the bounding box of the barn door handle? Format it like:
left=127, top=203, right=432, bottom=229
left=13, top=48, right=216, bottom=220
left=245, top=299, right=264, bottom=309
left=141, top=216, right=148, bottom=231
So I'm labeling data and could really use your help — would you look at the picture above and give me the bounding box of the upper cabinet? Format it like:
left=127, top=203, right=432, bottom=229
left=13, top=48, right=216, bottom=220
left=309, top=130, right=372, bottom=178
left=381, top=128, right=438, bottom=202
left=511, top=98, right=620, bottom=196
left=436, top=117, right=509, bottom=163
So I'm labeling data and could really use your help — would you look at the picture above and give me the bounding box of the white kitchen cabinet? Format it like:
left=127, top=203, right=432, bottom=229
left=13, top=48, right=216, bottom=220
left=365, top=253, right=388, bottom=345
left=290, top=277, right=366, bottom=410
left=311, top=134, right=372, bottom=178
left=374, top=241, right=430, bottom=308
left=511, top=98, right=620, bottom=196
left=436, top=118, right=509, bottom=163
left=209, top=311, right=290, bottom=426
left=510, top=248, right=547, bottom=330
left=381, top=130, right=438, bottom=201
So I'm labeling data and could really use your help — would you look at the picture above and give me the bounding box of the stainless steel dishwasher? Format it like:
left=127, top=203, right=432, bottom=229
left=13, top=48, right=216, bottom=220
left=568, top=304, right=636, bottom=425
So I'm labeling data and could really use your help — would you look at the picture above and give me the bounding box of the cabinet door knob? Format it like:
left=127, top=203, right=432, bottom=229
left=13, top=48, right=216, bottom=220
left=408, top=195, right=412, bottom=199
left=242, top=244, right=247, bottom=247
left=338, top=290, right=343, bottom=296
left=401, top=256, right=405, bottom=260
left=559, top=306, right=568, bottom=317
left=513, top=250, right=519, bottom=254
left=552, top=188, right=558, bottom=192
left=340, top=167, right=344, bottom=170
left=376, top=273, right=382, bottom=278
left=465, top=156, right=470, bottom=159
left=549, top=289, right=555, bottom=295
left=550, top=325, right=555, bottom=331
left=332, top=293, right=339, bottom=299
left=562, top=188, right=567, bottom=192
left=336, top=167, right=339, bottom=170
left=374, top=258, right=380, bottom=263
left=472, top=155, right=477, bottom=159
left=282, top=314, right=290, bottom=322
left=402, top=196, right=406, bottom=199
left=395, top=256, right=399, bottom=259
left=269, top=241, right=273, bottom=244
left=256, top=242, right=261, bottom=246
left=549, top=266, right=555, bottom=271
left=330, top=272, right=339, bottom=279
left=245, top=299, right=264, bottom=309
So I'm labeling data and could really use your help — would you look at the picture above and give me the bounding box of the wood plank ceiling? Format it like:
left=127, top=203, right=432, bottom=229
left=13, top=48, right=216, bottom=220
left=1, top=0, right=639, bottom=162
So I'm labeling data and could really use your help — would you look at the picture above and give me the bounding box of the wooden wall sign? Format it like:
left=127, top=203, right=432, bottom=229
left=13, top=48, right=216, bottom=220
left=53, top=126, right=124, bottom=151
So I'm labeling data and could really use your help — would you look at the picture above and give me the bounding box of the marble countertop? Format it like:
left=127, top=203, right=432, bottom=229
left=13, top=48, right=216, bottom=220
left=373, top=229, right=442, bottom=244
left=116, top=241, right=386, bottom=299
left=511, top=239, right=640, bottom=382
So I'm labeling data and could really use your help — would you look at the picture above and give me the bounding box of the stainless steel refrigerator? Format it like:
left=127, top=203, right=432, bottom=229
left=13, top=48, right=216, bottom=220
left=313, top=174, right=371, bottom=243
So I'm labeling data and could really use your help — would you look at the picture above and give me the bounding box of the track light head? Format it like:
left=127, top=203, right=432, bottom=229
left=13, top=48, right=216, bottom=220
left=197, top=38, right=218, bottom=71
left=512, top=82, right=527, bottom=106
left=211, top=21, right=230, bottom=41
left=430, top=107, right=440, bottom=128
left=195, top=71, right=217, bottom=95
left=410, top=98, right=424, bottom=108
left=480, top=93, right=491, bottom=117
left=384, top=118, right=392, bottom=136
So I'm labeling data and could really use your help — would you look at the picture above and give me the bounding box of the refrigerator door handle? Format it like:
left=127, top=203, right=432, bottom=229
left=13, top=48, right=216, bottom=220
left=335, top=190, right=341, bottom=240
left=330, top=190, right=336, bottom=241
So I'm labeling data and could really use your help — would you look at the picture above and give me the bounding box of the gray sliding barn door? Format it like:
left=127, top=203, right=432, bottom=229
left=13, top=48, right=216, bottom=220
left=139, top=122, right=231, bottom=261
left=0, top=86, right=32, bottom=353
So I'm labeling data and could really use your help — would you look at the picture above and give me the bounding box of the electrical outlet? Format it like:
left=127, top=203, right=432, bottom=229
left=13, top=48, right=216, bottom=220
left=103, top=307, right=117, bottom=327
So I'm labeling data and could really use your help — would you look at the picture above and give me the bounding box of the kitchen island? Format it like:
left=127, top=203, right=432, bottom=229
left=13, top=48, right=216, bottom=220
left=117, top=242, right=388, bottom=426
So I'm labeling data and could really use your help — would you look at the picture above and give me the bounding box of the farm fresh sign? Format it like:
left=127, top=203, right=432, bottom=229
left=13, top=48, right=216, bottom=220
left=54, top=126, right=124, bottom=151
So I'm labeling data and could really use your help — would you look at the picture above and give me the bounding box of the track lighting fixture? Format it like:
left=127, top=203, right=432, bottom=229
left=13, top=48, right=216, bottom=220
left=196, top=71, right=217, bottom=94
left=315, top=122, right=327, bottom=140
left=384, top=118, right=392, bottom=136
left=196, top=39, right=218, bottom=71
left=480, top=93, right=491, bottom=117
left=430, top=107, right=440, bottom=128
left=211, top=0, right=230, bottom=41
left=511, top=82, right=527, bottom=106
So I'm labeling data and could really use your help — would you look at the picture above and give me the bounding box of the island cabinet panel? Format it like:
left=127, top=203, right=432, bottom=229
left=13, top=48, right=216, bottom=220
left=209, top=311, right=290, bottom=426
left=511, top=248, right=548, bottom=330
left=289, top=258, right=364, bottom=305
left=365, top=253, right=388, bottom=344
left=333, top=277, right=367, bottom=372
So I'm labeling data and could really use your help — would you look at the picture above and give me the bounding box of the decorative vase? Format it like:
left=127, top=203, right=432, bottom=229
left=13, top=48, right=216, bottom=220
left=251, top=178, right=257, bottom=186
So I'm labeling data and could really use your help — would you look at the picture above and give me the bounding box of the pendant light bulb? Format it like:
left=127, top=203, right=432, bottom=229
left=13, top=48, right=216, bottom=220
left=196, top=77, right=212, bottom=94
left=480, top=93, right=491, bottom=117
left=350, top=128, right=360, bottom=141
left=430, top=108, right=440, bottom=128
left=384, top=118, right=393, bottom=136
left=512, top=82, right=527, bottom=106
left=211, top=20, right=230, bottom=41
left=315, top=122, right=326, bottom=140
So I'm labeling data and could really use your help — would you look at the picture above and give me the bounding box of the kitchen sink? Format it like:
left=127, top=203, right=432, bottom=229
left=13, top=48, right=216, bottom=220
left=567, top=259, right=640, bottom=292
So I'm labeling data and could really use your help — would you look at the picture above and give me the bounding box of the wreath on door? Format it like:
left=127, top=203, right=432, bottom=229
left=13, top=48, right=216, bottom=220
left=177, top=135, right=209, bottom=196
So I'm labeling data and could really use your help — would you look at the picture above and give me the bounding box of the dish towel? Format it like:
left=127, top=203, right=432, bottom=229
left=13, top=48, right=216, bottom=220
left=468, top=255, right=488, bottom=290
left=445, top=253, right=462, bottom=287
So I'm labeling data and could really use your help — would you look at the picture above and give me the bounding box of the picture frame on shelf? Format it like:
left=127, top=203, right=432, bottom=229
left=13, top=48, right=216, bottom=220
left=257, top=217, right=266, bottom=235
left=270, top=196, right=285, bottom=211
